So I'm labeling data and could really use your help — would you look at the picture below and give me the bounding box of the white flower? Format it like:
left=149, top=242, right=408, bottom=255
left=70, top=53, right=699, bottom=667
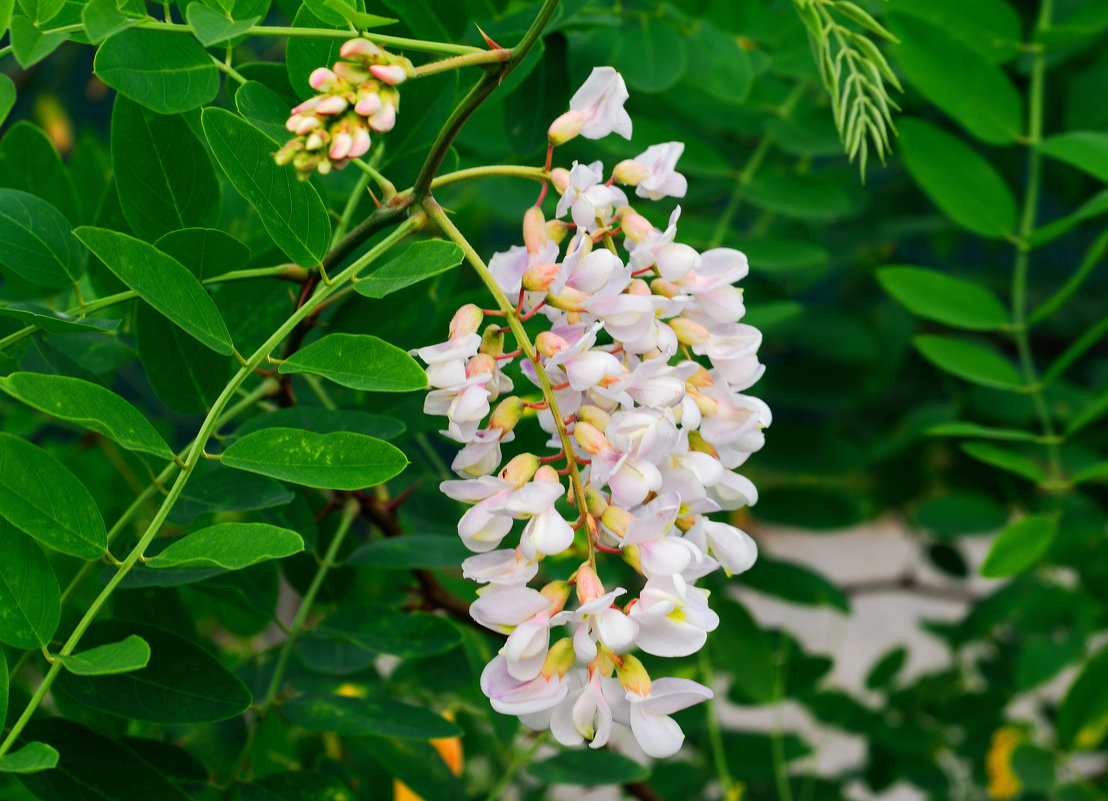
left=627, top=677, right=713, bottom=758
left=461, top=548, right=538, bottom=585
left=685, top=518, right=758, bottom=576
left=629, top=574, right=719, bottom=657
left=481, top=654, right=568, bottom=716
left=570, top=66, right=632, bottom=140
left=633, top=142, right=688, bottom=200
left=556, top=161, right=626, bottom=232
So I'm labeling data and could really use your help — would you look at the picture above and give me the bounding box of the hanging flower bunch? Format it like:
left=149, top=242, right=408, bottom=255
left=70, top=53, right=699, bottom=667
left=414, top=66, right=770, bottom=759
left=275, top=38, right=412, bottom=179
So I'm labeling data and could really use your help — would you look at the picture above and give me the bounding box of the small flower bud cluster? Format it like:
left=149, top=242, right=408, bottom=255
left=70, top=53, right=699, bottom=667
left=275, top=38, right=411, bottom=179
left=414, top=67, right=770, bottom=759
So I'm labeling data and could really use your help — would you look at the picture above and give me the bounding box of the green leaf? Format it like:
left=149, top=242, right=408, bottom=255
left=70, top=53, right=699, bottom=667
left=1038, top=131, right=1108, bottom=184
left=1011, top=744, right=1056, bottom=793
left=155, top=228, right=251, bottom=280
left=889, top=12, right=1022, bottom=145
left=887, top=0, right=1021, bottom=64
left=57, top=635, right=151, bottom=675
left=0, top=647, right=7, bottom=728
left=239, top=771, right=357, bottom=801
left=684, top=20, right=751, bottom=105
left=898, top=118, right=1017, bottom=238
left=9, top=15, right=69, bottom=68
left=168, top=468, right=294, bottom=526
left=317, top=0, right=394, bottom=30
left=0, top=0, right=13, bottom=37
left=0, top=304, right=119, bottom=334
left=742, top=557, right=850, bottom=612
left=202, top=107, right=331, bottom=269
left=94, top=30, right=220, bottom=114
left=279, top=334, right=427, bottom=393
left=911, top=491, right=1006, bottom=539
left=619, top=19, right=686, bottom=93
left=235, top=80, right=293, bottom=144
left=527, top=751, right=651, bottom=785
left=980, top=515, right=1057, bottom=578
left=186, top=3, right=258, bottom=45
left=233, top=407, right=406, bottom=441
left=74, top=226, right=234, bottom=355
left=136, top=302, right=230, bottom=414
left=1072, top=461, right=1108, bottom=486
left=314, top=604, right=461, bottom=658
left=876, top=266, right=1009, bottom=330
left=221, top=427, right=407, bottom=490
left=0, top=433, right=107, bottom=559
left=745, top=170, right=855, bottom=220
left=865, top=646, right=907, bottom=690
left=0, top=742, right=59, bottom=774
left=361, top=739, right=462, bottom=801
left=710, top=597, right=776, bottom=703
left=111, top=96, right=222, bottom=241
left=352, top=240, right=464, bottom=298
left=961, top=442, right=1046, bottom=483
left=346, top=534, right=468, bottom=569
left=81, top=0, right=142, bottom=43
left=925, top=422, right=1042, bottom=443
left=0, top=372, right=173, bottom=459
left=0, top=189, right=85, bottom=288
left=1017, top=634, right=1085, bottom=690
left=912, top=335, right=1023, bottom=390
left=147, top=522, right=304, bottom=570
left=0, top=75, right=15, bottom=129
left=16, top=0, right=62, bottom=23
left=55, top=620, right=252, bottom=723
left=283, top=695, right=462, bottom=739
left=16, top=719, right=189, bottom=797
left=1058, top=647, right=1108, bottom=750
left=0, top=121, right=81, bottom=225
left=285, top=6, right=346, bottom=97
left=0, top=522, right=60, bottom=649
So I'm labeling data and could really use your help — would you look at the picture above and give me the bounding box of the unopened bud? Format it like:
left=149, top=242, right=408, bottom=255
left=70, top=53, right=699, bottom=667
left=489, top=396, right=523, bottom=433
left=329, top=130, right=353, bottom=161
left=550, top=167, right=571, bottom=194
left=533, top=464, right=560, bottom=483
left=674, top=515, right=696, bottom=533
left=340, top=37, right=383, bottom=60
left=628, top=278, right=651, bottom=296
left=573, top=422, right=610, bottom=456
left=309, top=67, right=340, bottom=92
left=584, top=485, right=609, bottom=518
left=621, top=543, right=642, bottom=573
left=295, top=115, right=321, bottom=135
left=479, top=324, right=504, bottom=357
left=575, top=564, right=605, bottom=604
left=315, top=95, right=348, bottom=115
left=687, top=366, right=714, bottom=388
left=620, top=209, right=655, bottom=241
left=370, top=63, right=408, bottom=85
left=687, top=430, right=719, bottom=458
left=274, top=140, right=301, bottom=166
left=601, top=505, right=633, bottom=538
left=500, top=453, right=539, bottom=486
left=333, top=61, right=369, bottom=84
left=651, top=278, right=680, bottom=298
left=305, top=130, right=328, bottom=151
left=522, top=263, right=560, bottom=292
left=616, top=653, right=652, bottom=697
left=547, top=110, right=585, bottom=145
left=523, top=206, right=546, bottom=253
left=369, top=102, right=397, bottom=132
left=545, top=219, right=572, bottom=246
left=465, top=353, right=495, bottom=379
left=613, top=159, right=649, bottom=186
left=449, top=304, right=483, bottom=339
left=535, top=330, right=570, bottom=358
left=542, top=637, right=576, bottom=679
left=576, top=404, right=610, bottom=431
left=540, top=579, right=571, bottom=611
left=671, top=317, right=711, bottom=346
left=545, top=286, right=590, bottom=312
left=355, top=91, right=383, bottom=117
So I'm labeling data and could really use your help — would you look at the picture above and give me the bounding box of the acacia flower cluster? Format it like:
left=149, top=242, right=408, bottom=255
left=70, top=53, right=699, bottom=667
left=275, top=38, right=412, bottom=179
left=414, top=66, right=769, bottom=759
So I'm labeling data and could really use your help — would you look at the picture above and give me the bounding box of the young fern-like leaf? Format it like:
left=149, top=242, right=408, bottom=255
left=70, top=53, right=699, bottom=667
left=794, top=0, right=901, bottom=179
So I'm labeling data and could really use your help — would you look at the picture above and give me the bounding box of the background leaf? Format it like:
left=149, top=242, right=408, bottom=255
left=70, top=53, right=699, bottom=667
left=980, top=515, right=1058, bottom=578
left=912, top=335, right=1023, bottom=390
left=283, top=695, right=462, bottom=739
left=876, top=266, right=1009, bottom=330
left=1037, top=131, right=1108, bottom=183
left=352, top=240, right=464, bottom=298
left=147, top=522, right=304, bottom=570
left=94, top=29, right=220, bottom=113
left=0, top=522, right=60, bottom=649
left=527, top=750, right=651, bottom=785
left=0, top=189, right=84, bottom=288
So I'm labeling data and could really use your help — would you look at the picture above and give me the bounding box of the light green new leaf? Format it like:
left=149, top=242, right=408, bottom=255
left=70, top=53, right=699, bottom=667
left=74, top=226, right=234, bottom=355
left=352, top=240, right=464, bottom=298
left=876, top=266, right=1009, bottom=330
left=221, top=428, right=407, bottom=490
left=147, top=522, right=303, bottom=570
left=202, top=108, right=331, bottom=268
left=980, top=515, right=1057, bottom=578
left=82, top=0, right=142, bottom=43
left=0, top=742, right=59, bottom=774
left=283, top=695, right=461, bottom=740
left=0, top=372, right=173, bottom=459
left=318, top=0, right=394, bottom=29
left=898, top=118, right=1017, bottom=238
left=961, top=442, right=1045, bottom=483
left=1058, top=647, right=1108, bottom=750
left=9, top=14, right=68, bottom=67
left=0, top=0, right=12, bottom=38
left=0, top=523, right=59, bottom=649
left=186, top=3, right=258, bottom=45
left=111, top=96, right=222, bottom=242
left=912, top=335, right=1023, bottom=390
left=15, top=0, right=62, bottom=23
left=57, top=635, right=151, bottom=676
left=279, top=334, right=427, bottom=393
left=94, top=30, right=219, bottom=114
left=0, top=75, right=15, bottom=128
left=889, top=12, right=1022, bottom=145
left=0, top=434, right=107, bottom=559
left=0, top=189, right=84, bottom=288
left=1038, top=132, right=1108, bottom=184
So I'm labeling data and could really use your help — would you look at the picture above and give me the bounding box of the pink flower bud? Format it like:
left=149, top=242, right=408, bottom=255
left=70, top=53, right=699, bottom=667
left=315, top=95, right=349, bottom=115
left=540, top=580, right=571, bottom=612
left=550, top=167, right=571, bottom=194
left=573, top=422, right=610, bottom=456
left=291, top=96, right=321, bottom=116
left=354, top=91, right=383, bottom=117
left=309, top=67, right=339, bottom=92
left=370, top=63, right=408, bottom=85
left=369, top=102, right=396, bottom=132
left=533, top=464, right=560, bottom=484
left=521, top=262, right=560, bottom=292
left=650, top=278, right=680, bottom=298
left=523, top=206, right=546, bottom=253
left=340, top=37, right=382, bottom=60
left=329, top=131, right=352, bottom=160
left=285, top=114, right=304, bottom=133
left=576, top=404, right=611, bottom=431
left=575, top=564, right=605, bottom=604
left=547, top=110, right=586, bottom=145
left=466, top=353, right=495, bottom=379
left=620, top=210, right=654, bottom=241
left=347, top=125, right=371, bottom=158
left=612, top=159, right=649, bottom=185
left=535, top=330, right=569, bottom=358
left=449, top=304, right=483, bottom=339
left=295, top=116, right=321, bottom=135
left=671, top=317, right=710, bottom=346
left=500, top=453, right=540, bottom=486
left=627, top=278, right=651, bottom=296
left=489, top=396, right=523, bottom=433
left=600, top=505, right=632, bottom=538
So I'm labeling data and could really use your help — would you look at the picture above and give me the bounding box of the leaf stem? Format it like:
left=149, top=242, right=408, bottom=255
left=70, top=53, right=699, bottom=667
left=411, top=47, right=513, bottom=79
left=699, top=650, right=738, bottom=799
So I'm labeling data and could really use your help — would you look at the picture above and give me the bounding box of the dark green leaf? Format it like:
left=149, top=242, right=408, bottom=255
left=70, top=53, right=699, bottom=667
left=155, top=228, right=250, bottom=280
left=352, top=240, right=464, bottom=299
left=111, top=96, right=222, bottom=241
left=238, top=771, right=357, bottom=801
left=57, top=635, right=151, bottom=675
left=0, top=433, right=107, bottom=559
left=745, top=171, right=855, bottom=220
left=527, top=750, right=651, bottom=785
left=1038, top=132, right=1108, bottom=184
left=186, top=3, right=258, bottom=45
left=221, top=427, right=407, bottom=490
left=168, top=468, right=294, bottom=525
left=912, top=491, right=1006, bottom=539
left=619, top=19, right=686, bottom=93
left=0, top=304, right=120, bottom=334
left=0, top=0, right=10, bottom=37
left=16, top=719, right=189, bottom=797
left=0, top=189, right=85, bottom=288
left=1058, top=647, right=1108, bottom=749
left=74, top=226, right=234, bottom=355
left=1011, top=744, right=1055, bottom=791
left=81, top=0, right=142, bottom=43
left=361, top=738, right=462, bottom=801
left=0, top=648, right=7, bottom=729
left=0, top=742, right=59, bottom=774
left=9, top=15, right=69, bottom=68
left=233, top=407, right=406, bottom=441
left=898, top=118, right=1017, bottom=238
left=961, top=442, right=1045, bottom=483
left=235, top=80, right=293, bottom=144
left=202, top=108, right=331, bottom=268
left=148, top=522, right=304, bottom=570
left=928, top=542, right=968, bottom=577
left=315, top=604, right=461, bottom=658
left=346, top=534, right=468, bottom=569
left=284, top=695, right=461, bottom=739
left=876, top=266, right=1009, bottom=330
left=120, top=739, right=208, bottom=794
left=0, top=75, right=14, bottom=128
left=0, top=522, right=60, bottom=649
left=136, top=301, right=230, bottom=414
left=0, top=122, right=80, bottom=225
left=912, top=335, right=1023, bottom=390
left=94, top=30, right=220, bottom=114
left=0, top=372, right=173, bottom=459
left=980, top=515, right=1057, bottom=578
left=279, top=333, right=427, bottom=393
left=887, top=0, right=1021, bottom=64
left=55, top=620, right=252, bottom=723
left=284, top=6, right=346, bottom=97
left=743, top=557, right=850, bottom=612
left=865, top=646, right=907, bottom=690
